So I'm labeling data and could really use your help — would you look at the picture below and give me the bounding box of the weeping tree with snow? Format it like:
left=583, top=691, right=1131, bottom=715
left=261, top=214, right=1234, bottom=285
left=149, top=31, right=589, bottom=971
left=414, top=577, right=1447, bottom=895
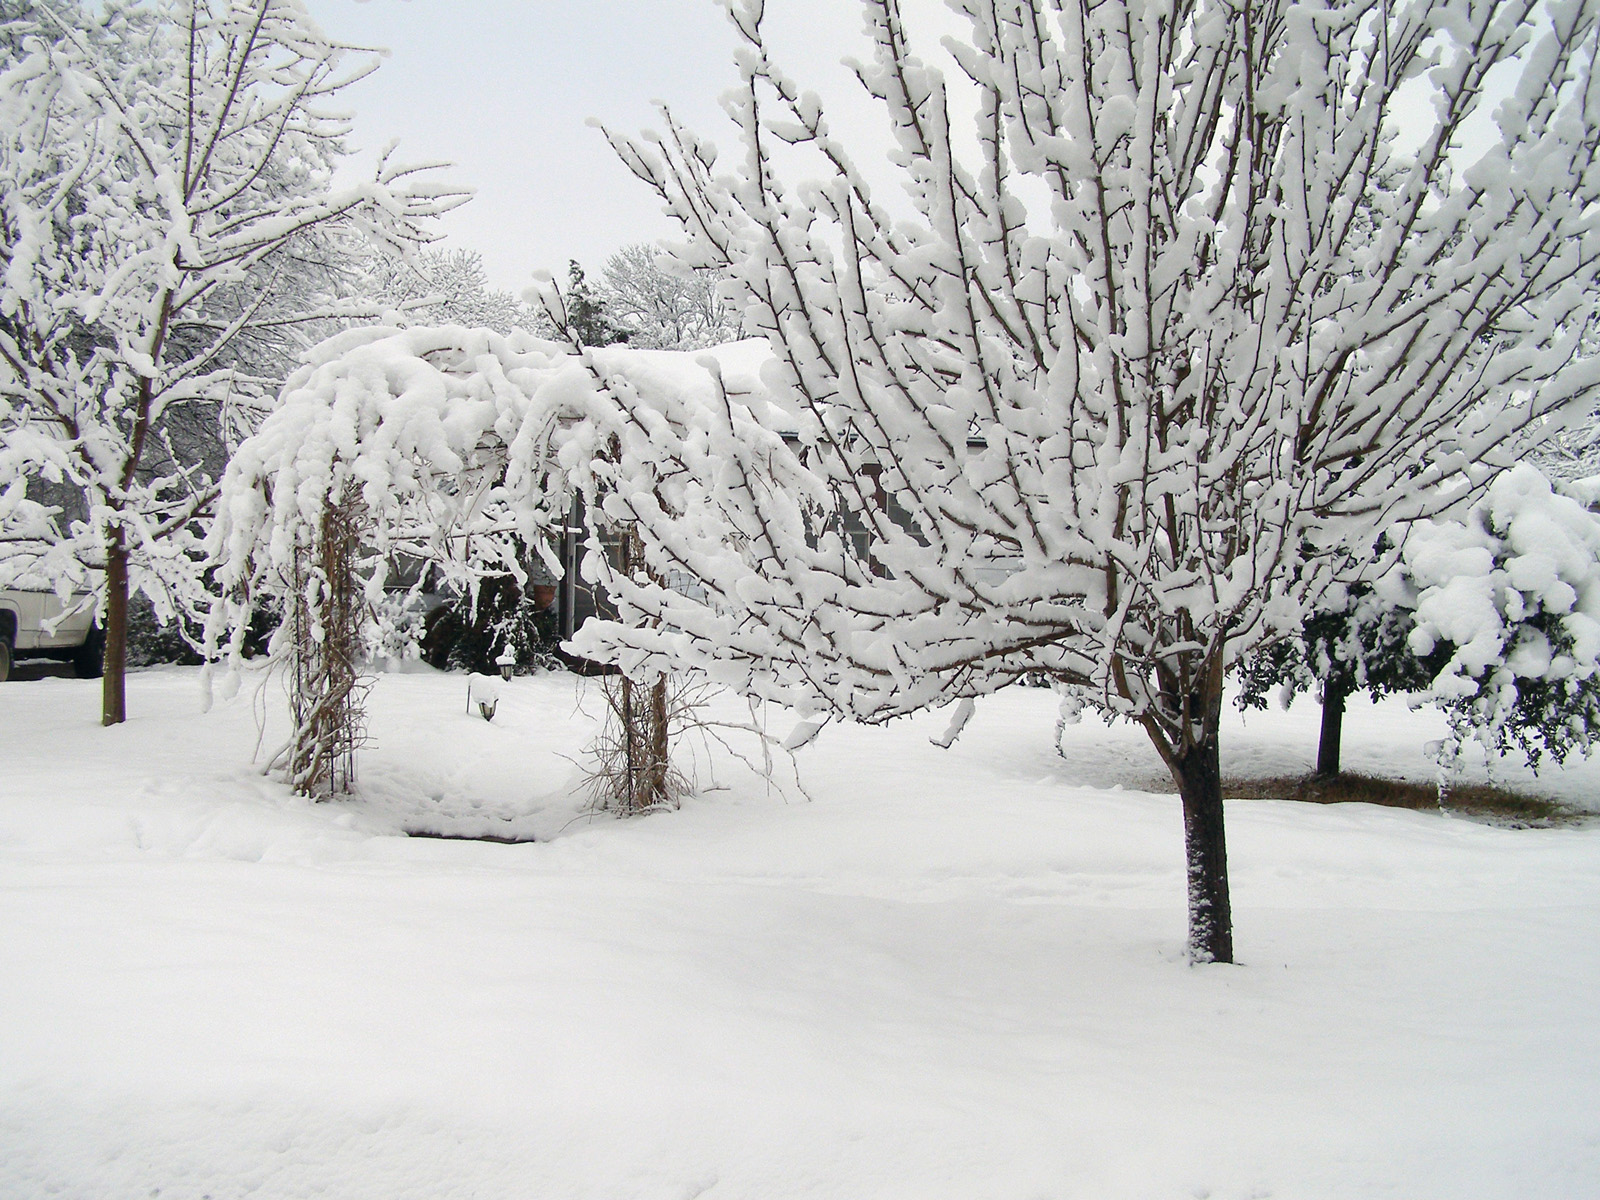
left=1240, top=465, right=1600, bottom=779
left=355, top=245, right=555, bottom=678
left=207, top=323, right=776, bottom=800
left=0, top=0, right=461, bottom=725
left=559, top=0, right=1600, bottom=962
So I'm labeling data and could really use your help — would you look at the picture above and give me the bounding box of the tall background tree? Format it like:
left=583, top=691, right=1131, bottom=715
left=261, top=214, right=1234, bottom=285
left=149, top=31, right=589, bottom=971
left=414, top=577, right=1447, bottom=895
left=569, top=0, right=1600, bottom=962
left=599, top=242, right=744, bottom=350
left=365, top=247, right=537, bottom=335
left=0, top=0, right=461, bottom=723
left=561, top=260, right=630, bottom=347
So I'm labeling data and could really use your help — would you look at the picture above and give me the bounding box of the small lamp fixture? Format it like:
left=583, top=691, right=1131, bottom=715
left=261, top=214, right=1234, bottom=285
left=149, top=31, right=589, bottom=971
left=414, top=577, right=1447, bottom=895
left=495, top=646, right=516, bottom=682
left=467, top=672, right=501, bottom=722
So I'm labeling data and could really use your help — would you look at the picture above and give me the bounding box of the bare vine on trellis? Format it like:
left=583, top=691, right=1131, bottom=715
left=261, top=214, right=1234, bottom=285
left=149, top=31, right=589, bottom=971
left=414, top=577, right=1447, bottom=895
left=580, top=528, right=682, bottom=815
left=272, top=486, right=371, bottom=797
left=583, top=670, right=688, bottom=816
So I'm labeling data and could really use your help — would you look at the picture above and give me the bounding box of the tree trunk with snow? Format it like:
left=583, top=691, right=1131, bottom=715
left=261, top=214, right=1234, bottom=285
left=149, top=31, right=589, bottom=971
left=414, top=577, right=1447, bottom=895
left=1173, top=735, right=1233, bottom=965
left=647, top=673, right=671, bottom=805
left=1141, top=663, right=1234, bottom=962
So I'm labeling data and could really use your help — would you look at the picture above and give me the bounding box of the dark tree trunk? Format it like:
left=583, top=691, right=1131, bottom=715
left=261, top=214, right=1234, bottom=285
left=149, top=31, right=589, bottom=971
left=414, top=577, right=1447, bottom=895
left=102, top=533, right=128, bottom=726
left=1172, top=734, right=1234, bottom=964
left=1316, top=673, right=1348, bottom=777
left=647, top=673, right=670, bottom=803
left=619, top=672, right=638, bottom=807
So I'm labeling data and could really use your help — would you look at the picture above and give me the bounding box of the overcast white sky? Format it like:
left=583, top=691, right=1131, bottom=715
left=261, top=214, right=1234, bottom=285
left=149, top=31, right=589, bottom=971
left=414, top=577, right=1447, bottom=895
left=299, top=0, right=1506, bottom=293
left=301, top=0, right=930, bottom=291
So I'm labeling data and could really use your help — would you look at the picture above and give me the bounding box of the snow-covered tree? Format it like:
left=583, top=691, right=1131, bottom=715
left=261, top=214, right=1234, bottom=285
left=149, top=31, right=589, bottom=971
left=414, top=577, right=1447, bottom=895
left=567, top=0, right=1600, bottom=962
left=560, top=261, right=629, bottom=348
left=600, top=242, right=743, bottom=350
left=0, top=0, right=460, bottom=724
left=365, top=247, right=536, bottom=335
left=1235, top=567, right=1439, bottom=778
left=1242, top=466, right=1600, bottom=777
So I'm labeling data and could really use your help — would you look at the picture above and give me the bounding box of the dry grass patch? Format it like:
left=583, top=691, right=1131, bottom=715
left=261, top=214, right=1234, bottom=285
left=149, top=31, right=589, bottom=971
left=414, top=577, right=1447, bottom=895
left=1218, top=772, right=1583, bottom=827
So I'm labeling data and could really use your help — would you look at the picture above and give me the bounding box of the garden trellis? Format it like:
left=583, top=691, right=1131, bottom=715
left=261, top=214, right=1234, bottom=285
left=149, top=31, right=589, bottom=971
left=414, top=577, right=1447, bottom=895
left=205, top=324, right=778, bottom=796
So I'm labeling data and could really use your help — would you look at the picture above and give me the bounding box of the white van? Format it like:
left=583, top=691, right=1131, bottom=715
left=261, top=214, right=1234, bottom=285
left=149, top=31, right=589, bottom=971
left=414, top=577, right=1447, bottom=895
left=0, top=588, right=103, bottom=681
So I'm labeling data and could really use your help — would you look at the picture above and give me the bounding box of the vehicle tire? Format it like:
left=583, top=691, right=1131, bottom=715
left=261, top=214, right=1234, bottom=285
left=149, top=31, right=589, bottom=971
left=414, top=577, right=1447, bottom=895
left=72, top=624, right=104, bottom=679
left=0, top=635, right=11, bottom=683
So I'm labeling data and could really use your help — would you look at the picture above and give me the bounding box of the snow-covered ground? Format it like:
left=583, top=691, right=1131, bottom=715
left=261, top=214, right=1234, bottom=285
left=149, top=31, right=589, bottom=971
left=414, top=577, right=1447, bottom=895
left=3, top=666, right=1598, bottom=1199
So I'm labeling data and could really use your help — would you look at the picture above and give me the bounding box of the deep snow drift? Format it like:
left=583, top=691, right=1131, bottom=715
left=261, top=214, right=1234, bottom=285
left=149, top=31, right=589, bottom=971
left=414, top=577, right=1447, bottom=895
left=3, top=667, right=1597, bottom=1199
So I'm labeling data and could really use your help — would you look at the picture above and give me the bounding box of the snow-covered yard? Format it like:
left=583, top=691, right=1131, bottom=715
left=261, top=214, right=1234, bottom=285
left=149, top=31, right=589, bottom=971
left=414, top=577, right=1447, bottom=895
left=3, top=667, right=1598, bottom=1199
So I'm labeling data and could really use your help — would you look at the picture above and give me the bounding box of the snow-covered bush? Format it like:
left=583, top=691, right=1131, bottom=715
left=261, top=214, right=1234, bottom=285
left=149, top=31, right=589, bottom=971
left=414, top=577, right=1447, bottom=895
left=1244, top=467, right=1600, bottom=774
left=419, top=577, right=560, bottom=676
left=365, top=593, right=429, bottom=669
left=1399, top=468, right=1600, bottom=768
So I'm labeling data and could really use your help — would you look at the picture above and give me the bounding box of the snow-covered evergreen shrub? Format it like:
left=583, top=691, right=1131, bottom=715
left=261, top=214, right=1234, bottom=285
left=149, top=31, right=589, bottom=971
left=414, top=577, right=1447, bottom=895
left=1242, top=467, right=1600, bottom=771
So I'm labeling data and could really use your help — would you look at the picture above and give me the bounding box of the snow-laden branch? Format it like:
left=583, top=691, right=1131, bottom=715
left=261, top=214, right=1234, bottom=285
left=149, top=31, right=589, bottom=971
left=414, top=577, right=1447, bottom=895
left=203, top=325, right=784, bottom=692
